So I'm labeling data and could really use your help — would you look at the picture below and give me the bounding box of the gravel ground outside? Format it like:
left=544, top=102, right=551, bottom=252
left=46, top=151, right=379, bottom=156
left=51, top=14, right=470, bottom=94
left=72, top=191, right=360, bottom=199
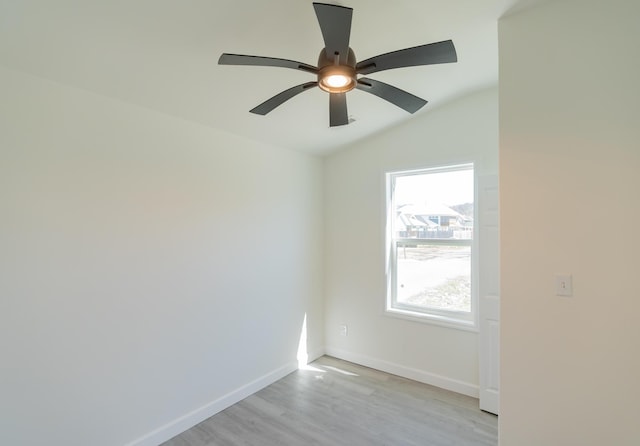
left=396, top=245, right=471, bottom=312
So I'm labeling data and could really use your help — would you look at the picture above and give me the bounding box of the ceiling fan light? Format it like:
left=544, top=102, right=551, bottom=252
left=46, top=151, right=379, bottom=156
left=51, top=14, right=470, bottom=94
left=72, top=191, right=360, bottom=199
left=317, top=66, right=357, bottom=93
left=323, top=74, right=350, bottom=88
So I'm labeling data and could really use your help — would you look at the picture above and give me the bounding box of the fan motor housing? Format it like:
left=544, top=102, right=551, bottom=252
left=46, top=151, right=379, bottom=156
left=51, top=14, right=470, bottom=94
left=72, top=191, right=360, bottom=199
left=317, top=48, right=357, bottom=93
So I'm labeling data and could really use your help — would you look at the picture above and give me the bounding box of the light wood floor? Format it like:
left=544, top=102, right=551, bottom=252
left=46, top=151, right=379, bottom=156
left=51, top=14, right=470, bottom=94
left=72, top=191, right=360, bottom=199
left=162, top=356, right=498, bottom=446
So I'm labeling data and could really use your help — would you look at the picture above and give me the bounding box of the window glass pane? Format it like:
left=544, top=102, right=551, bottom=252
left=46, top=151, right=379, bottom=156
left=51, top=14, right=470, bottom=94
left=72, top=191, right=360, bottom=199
left=389, top=165, right=474, bottom=318
left=395, top=243, right=471, bottom=312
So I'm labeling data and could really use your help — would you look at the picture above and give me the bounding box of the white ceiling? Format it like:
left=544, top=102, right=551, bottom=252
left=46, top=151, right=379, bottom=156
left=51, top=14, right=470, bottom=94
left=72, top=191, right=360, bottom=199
left=0, top=0, right=542, bottom=155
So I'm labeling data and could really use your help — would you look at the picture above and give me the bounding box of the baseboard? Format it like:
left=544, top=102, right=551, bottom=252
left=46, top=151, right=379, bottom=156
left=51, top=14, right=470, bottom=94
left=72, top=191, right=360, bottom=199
left=124, top=361, right=298, bottom=446
left=324, top=347, right=479, bottom=398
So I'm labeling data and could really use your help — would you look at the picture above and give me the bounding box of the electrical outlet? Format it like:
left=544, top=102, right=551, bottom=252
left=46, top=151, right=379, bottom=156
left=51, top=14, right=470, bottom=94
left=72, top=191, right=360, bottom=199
left=339, top=324, right=348, bottom=336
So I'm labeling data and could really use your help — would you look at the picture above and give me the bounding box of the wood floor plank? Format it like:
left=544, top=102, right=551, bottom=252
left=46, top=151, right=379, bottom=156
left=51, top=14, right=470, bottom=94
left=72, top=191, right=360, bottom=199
left=161, top=356, right=497, bottom=446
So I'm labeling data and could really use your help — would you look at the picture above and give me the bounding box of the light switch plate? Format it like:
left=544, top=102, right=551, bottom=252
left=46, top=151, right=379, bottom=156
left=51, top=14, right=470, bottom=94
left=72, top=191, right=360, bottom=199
left=555, top=274, right=573, bottom=296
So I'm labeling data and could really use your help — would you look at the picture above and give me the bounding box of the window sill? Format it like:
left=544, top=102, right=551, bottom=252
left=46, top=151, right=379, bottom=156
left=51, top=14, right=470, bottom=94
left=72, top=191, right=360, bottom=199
left=384, top=307, right=478, bottom=332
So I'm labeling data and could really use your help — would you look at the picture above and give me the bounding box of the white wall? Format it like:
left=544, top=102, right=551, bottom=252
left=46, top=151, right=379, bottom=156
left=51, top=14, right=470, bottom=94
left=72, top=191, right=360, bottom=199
left=0, top=67, right=324, bottom=446
left=499, top=1, right=640, bottom=444
left=323, top=88, right=498, bottom=394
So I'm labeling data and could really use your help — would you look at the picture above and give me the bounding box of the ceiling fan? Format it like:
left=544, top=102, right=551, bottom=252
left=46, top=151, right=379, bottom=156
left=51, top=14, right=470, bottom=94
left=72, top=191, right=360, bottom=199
left=218, top=2, right=457, bottom=127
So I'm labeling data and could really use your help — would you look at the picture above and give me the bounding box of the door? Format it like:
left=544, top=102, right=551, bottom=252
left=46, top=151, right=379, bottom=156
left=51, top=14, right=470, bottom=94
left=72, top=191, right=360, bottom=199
left=478, top=174, right=500, bottom=415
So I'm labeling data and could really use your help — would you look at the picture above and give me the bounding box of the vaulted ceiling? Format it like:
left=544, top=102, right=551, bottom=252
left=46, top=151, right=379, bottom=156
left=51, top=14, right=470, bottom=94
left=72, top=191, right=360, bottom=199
left=0, top=0, right=543, bottom=155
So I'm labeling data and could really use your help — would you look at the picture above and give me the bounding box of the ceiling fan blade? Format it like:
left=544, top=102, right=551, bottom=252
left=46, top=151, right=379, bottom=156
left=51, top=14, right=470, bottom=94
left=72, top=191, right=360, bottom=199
left=219, top=54, right=317, bottom=74
left=250, top=82, right=318, bottom=115
left=329, top=93, right=348, bottom=127
left=356, top=40, right=457, bottom=75
left=356, top=78, right=427, bottom=114
left=313, top=3, right=353, bottom=64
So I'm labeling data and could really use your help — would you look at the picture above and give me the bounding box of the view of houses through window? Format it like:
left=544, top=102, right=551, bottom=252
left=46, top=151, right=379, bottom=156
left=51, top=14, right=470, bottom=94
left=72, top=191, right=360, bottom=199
left=387, top=164, right=474, bottom=324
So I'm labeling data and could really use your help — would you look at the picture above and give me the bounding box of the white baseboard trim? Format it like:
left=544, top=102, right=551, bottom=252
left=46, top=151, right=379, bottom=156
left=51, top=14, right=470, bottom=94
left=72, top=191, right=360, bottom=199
left=124, top=361, right=298, bottom=446
left=324, top=347, right=479, bottom=398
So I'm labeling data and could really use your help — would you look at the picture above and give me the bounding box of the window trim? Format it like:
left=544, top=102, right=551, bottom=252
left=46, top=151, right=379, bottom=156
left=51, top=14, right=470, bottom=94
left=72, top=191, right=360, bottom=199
left=384, top=163, right=478, bottom=332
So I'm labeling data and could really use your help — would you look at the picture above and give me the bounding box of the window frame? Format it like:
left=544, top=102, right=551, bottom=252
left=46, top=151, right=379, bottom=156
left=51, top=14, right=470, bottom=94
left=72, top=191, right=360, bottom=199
left=384, top=163, right=478, bottom=332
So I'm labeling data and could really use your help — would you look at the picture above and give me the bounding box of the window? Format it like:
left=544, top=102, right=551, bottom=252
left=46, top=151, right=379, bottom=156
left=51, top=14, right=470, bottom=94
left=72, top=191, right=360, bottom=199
left=386, top=164, right=476, bottom=330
